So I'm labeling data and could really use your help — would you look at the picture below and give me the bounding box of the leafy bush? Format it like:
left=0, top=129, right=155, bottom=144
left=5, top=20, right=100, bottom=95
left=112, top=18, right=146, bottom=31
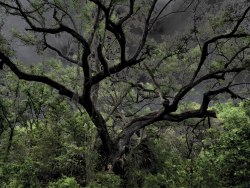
left=180, top=100, right=250, bottom=187
left=0, top=157, right=42, bottom=188
left=86, top=172, right=122, bottom=188
left=48, top=174, right=81, bottom=188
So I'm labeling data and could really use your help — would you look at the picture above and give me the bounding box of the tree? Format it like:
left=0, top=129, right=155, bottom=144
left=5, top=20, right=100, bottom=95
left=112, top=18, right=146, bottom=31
left=1, top=0, right=250, bottom=176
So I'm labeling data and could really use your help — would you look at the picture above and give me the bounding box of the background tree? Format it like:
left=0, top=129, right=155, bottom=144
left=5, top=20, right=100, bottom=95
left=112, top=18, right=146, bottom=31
left=1, top=0, right=250, bottom=177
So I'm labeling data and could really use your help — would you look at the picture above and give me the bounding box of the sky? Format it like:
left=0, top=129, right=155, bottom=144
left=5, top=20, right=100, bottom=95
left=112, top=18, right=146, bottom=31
left=0, top=0, right=249, bottom=114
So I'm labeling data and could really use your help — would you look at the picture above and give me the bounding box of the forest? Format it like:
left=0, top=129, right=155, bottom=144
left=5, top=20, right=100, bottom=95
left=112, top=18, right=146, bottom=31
left=0, top=0, right=250, bottom=187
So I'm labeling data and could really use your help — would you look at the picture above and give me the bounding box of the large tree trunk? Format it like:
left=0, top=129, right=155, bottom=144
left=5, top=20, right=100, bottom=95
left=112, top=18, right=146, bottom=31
left=109, top=150, right=127, bottom=176
left=96, top=142, right=125, bottom=176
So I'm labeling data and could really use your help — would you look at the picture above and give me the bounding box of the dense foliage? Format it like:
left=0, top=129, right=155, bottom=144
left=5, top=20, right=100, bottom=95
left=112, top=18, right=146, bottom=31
left=1, top=0, right=250, bottom=187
